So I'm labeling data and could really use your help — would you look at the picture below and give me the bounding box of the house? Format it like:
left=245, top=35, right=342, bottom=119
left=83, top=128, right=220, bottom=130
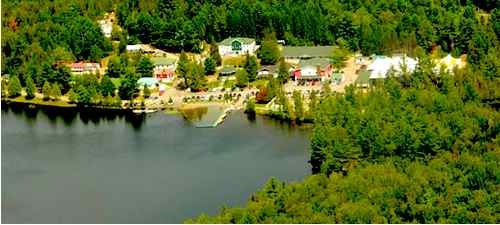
left=434, top=54, right=466, bottom=74
left=151, top=57, right=176, bottom=82
left=218, top=37, right=258, bottom=56
left=257, top=65, right=278, bottom=78
left=67, top=62, right=101, bottom=75
left=283, top=46, right=337, bottom=64
left=291, top=58, right=333, bottom=83
left=126, top=44, right=156, bottom=54
left=137, top=77, right=158, bottom=89
left=367, top=55, right=417, bottom=80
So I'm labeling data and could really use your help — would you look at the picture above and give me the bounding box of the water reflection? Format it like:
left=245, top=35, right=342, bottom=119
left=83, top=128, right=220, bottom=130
left=2, top=103, right=147, bottom=130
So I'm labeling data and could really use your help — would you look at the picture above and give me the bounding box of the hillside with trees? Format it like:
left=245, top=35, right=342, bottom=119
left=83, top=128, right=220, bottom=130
left=1, top=0, right=499, bottom=223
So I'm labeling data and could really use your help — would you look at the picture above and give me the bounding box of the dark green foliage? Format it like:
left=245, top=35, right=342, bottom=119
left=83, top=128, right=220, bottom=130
left=244, top=53, right=258, bottom=82
left=118, top=70, right=139, bottom=100
left=67, top=88, right=77, bottom=103
left=100, top=75, right=115, bottom=97
left=136, top=56, right=154, bottom=77
left=186, top=62, right=206, bottom=92
left=244, top=98, right=256, bottom=115
left=76, top=85, right=92, bottom=105
left=7, top=75, right=22, bottom=98
left=25, top=76, right=36, bottom=100
left=292, top=90, right=304, bottom=122
left=235, top=70, right=249, bottom=88
left=187, top=150, right=499, bottom=224
left=259, top=33, right=280, bottom=65
left=330, top=46, right=349, bottom=70
left=209, top=41, right=222, bottom=66
left=106, top=56, right=123, bottom=78
left=176, top=51, right=190, bottom=89
left=204, top=57, right=217, bottom=75
left=143, top=84, right=151, bottom=98
left=277, top=58, right=289, bottom=84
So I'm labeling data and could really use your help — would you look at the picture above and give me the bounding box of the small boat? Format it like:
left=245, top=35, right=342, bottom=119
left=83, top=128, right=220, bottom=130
left=132, top=109, right=158, bottom=114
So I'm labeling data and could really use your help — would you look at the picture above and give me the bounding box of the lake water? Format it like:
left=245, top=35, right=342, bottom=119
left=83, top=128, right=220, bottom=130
left=1, top=103, right=311, bottom=223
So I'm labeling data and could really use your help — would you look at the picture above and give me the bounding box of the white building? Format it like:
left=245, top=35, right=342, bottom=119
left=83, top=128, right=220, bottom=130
left=367, top=55, right=418, bottom=79
left=218, top=37, right=258, bottom=56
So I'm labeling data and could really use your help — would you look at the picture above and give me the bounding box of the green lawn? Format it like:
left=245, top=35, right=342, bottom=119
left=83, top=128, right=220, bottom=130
left=207, top=80, right=221, bottom=89
left=223, top=80, right=236, bottom=89
left=8, top=96, right=76, bottom=107
left=251, top=79, right=268, bottom=88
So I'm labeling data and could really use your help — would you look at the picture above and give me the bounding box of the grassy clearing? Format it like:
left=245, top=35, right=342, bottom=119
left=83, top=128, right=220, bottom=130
left=8, top=96, right=76, bottom=107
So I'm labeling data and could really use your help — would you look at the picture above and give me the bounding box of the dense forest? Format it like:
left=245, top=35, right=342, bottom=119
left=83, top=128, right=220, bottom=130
left=187, top=64, right=500, bottom=223
left=2, top=0, right=500, bottom=223
left=180, top=0, right=497, bottom=223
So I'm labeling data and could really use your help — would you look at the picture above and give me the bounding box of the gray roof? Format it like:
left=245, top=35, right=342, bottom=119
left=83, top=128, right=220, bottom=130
left=299, top=58, right=331, bottom=68
left=259, top=65, right=277, bottom=72
left=219, top=37, right=255, bottom=46
left=219, top=66, right=236, bottom=75
left=356, top=70, right=371, bottom=85
left=283, top=46, right=337, bottom=58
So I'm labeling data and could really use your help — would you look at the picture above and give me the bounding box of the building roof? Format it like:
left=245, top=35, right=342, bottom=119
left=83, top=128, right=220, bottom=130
left=356, top=70, right=371, bottom=85
left=137, top=77, right=158, bottom=87
left=259, top=65, right=277, bottom=72
left=219, top=37, right=255, bottom=46
left=299, top=58, right=331, bottom=68
left=151, top=57, right=176, bottom=66
left=283, top=46, right=337, bottom=58
left=219, top=66, right=236, bottom=75
left=367, top=55, right=417, bottom=79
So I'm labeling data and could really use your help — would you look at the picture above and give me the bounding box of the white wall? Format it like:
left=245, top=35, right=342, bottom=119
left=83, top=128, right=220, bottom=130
left=218, top=42, right=257, bottom=56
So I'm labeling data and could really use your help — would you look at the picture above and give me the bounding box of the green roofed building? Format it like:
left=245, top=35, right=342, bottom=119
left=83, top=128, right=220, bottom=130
left=151, top=57, right=176, bottom=67
left=283, top=46, right=337, bottom=61
left=218, top=37, right=258, bottom=56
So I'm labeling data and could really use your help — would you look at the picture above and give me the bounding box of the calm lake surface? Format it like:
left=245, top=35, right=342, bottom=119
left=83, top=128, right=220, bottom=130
left=1, top=104, right=311, bottom=223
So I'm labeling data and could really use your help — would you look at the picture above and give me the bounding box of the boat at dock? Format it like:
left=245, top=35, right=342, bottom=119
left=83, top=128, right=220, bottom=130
left=132, top=109, right=158, bottom=114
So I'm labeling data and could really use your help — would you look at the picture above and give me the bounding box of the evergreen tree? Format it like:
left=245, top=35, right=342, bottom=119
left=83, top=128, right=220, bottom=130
left=118, top=70, right=139, bottom=100
left=42, top=81, right=51, bottom=100
left=25, top=75, right=36, bottom=99
left=51, top=83, right=62, bottom=100
left=76, top=85, right=92, bottom=105
left=259, top=33, right=280, bottom=65
left=245, top=98, right=256, bottom=115
left=106, top=56, right=122, bottom=78
left=67, top=88, right=78, bottom=103
left=277, top=58, right=289, bottom=84
left=136, top=56, right=155, bottom=77
left=204, top=57, right=216, bottom=75
left=176, top=51, right=190, bottom=89
left=244, top=53, right=258, bottom=82
left=7, top=75, right=22, bottom=98
left=100, top=75, right=116, bottom=96
left=236, top=69, right=249, bottom=88
left=209, top=41, right=222, bottom=66
left=292, top=90, right=304, bottom=122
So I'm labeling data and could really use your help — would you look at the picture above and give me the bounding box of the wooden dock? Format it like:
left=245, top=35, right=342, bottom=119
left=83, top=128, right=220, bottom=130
left=194, top=107, right=233, bottom=128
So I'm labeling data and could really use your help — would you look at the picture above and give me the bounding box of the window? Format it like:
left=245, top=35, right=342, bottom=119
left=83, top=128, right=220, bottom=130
left=231, top=40, right=242, bottom=51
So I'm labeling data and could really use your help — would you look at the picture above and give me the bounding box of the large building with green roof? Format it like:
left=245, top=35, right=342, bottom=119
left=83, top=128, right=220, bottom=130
left=218, top=37, right=258, bottom=56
